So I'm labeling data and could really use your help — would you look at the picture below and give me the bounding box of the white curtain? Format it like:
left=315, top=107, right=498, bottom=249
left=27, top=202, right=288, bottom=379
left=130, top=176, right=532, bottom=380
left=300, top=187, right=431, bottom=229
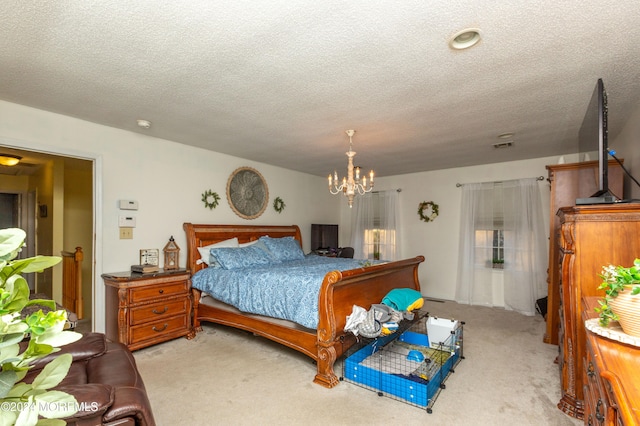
left=455, top=182, right=495, bottom=307
left=455, top=178, right=547, bottom=315
left=351, top=190, right=399, bottom=261
left=501, top=179, right=548, bottom=315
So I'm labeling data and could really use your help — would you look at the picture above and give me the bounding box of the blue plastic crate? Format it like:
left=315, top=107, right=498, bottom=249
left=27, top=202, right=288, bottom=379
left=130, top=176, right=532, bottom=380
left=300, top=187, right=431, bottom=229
left=344, top=329, right=459, bottom=408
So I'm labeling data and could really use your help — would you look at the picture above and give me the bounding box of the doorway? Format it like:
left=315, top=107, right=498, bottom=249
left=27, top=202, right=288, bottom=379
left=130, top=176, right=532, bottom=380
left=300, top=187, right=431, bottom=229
left=0, top=191, right=37, bottom=290
left=0, top=148, right=94, bottom=331
left=0, top=193, right=18, bottom=228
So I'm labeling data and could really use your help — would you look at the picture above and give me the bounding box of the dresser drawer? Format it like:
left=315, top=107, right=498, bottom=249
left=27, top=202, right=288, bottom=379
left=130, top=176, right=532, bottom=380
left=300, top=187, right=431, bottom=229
left=130, top=315, right=189, bottom=343
left=130, top=298, right=188, bottom=325
left=129, top=280, right=189, bottom=303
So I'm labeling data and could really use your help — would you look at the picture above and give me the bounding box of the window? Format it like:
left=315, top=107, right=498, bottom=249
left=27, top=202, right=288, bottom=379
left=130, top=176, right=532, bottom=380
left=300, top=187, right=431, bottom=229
left=492, top=229, right=504, bottom=268
left=469, top=183, right=506, bottom=270
left=363, top=228, right=396, bottom=260
left=472, top=181, right=505, bottom=267
left=352, top=190, right=399, bottom=261
left=474, top=228, right=503, bottom=269
left=456, top=178, right=548, bottom=315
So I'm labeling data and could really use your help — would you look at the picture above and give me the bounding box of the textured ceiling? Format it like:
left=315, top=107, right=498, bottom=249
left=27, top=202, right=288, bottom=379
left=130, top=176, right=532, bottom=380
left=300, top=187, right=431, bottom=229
left=1, top=1, right=640, bottom=178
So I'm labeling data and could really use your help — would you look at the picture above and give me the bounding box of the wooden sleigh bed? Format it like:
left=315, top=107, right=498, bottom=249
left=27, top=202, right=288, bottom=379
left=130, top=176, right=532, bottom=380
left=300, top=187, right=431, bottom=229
left=184, top=223, right=424, bottom=388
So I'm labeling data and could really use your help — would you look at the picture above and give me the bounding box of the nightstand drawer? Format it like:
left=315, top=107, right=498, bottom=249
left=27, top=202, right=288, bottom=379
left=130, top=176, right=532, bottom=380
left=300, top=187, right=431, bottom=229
left=130, top=299, right=188, bottom=325
left=130, top=315, right=189, bottom=343
left=129, top=280, right=188, bottom=303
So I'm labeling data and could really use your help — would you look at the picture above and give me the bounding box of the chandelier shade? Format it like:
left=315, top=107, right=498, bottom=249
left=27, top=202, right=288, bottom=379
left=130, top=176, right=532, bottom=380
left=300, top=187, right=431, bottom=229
left=328, top=130, right=374, bottom=208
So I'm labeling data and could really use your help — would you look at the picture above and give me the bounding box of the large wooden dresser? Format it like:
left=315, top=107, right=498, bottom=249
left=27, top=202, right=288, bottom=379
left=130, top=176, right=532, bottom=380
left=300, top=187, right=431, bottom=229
left=545, top=160, right=623, bottom=345
left=582, top=297, right=640, bottom=425
left=556, top=204, right=640, bottom=419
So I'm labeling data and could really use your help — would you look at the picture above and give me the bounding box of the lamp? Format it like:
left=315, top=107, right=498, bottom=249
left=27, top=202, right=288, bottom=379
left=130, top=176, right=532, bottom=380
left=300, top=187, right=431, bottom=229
left=0, top=154, right=22, bottom=167
left=163, top=236, right=180, bottom=270
left=328, top=130, right=374, bottom=208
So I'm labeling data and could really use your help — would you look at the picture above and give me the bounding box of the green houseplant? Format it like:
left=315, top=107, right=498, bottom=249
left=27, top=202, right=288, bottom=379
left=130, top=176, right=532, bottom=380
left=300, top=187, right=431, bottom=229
left=0, top=228, right=82, bottom=426
left=595, top=258, right=640, bottom=336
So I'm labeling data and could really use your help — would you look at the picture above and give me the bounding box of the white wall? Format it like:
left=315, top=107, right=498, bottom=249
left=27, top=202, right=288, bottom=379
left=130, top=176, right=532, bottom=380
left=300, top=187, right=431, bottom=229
left=360, top=156, right=561, bottom=302
left=0, top=100, right=342, bottom=331
left=612, top=103, right=640, bottom=199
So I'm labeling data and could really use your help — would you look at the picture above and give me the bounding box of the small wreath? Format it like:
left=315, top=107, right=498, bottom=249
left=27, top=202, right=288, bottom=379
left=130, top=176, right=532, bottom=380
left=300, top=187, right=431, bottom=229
left=273, top=196, right=286, bottom=213
left=418, top=201, right=439, bottom=222
left=201, top=190, right=220, bottom=210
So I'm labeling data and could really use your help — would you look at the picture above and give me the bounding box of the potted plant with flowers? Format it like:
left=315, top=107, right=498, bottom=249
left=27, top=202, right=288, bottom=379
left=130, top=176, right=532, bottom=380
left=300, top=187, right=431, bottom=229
left=595, top=258, right=640, bottom=337
left=0, top=227, right=82, bottom=425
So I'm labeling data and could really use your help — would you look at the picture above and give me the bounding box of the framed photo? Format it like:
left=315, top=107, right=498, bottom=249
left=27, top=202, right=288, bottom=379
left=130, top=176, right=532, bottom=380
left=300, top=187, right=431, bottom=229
left=139, top=249, right=160, bottom=266
left=226, top=167, right=269, bottom=220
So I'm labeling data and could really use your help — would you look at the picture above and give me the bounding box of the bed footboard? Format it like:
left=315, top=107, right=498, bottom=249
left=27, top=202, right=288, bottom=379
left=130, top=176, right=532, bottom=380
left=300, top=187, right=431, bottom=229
left=314, top=255, right=424, bottom=387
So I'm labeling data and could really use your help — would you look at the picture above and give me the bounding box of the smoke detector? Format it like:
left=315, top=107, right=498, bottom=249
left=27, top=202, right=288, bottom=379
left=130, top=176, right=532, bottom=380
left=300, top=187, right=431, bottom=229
left=137, top=119, right=152, bottom=129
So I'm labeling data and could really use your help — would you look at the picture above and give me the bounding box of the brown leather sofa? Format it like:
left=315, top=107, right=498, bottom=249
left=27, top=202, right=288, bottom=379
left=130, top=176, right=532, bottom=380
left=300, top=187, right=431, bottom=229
left=24, top=333, right=155, bottom=426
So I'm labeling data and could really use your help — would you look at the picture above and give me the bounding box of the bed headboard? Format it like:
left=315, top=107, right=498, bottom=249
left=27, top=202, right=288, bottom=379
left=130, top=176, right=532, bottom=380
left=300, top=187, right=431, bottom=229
left=183, top=223, right=303, bottom=274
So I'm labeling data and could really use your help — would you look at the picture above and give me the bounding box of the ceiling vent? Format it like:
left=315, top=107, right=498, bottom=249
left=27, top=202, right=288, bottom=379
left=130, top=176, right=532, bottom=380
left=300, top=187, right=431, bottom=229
left=492, top=141, right=514, bottom=149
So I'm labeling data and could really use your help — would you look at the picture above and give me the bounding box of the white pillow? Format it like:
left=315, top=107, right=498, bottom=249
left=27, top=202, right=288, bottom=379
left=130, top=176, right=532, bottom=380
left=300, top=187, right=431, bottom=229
left=238, top=239, right=259, bottom=247
left=197, top=237, right=239, bottom=266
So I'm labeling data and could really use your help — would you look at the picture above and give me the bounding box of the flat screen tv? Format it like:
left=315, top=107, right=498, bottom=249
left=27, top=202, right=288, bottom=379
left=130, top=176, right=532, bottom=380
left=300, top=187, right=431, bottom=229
left=310, top=224, right=338, bottom=252
left=576, top=78, right=617, bottom=205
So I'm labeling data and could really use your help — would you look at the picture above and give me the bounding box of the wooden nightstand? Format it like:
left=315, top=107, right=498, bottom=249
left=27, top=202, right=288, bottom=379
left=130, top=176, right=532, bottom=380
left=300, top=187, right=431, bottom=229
left=103, top=268, right=193, bottom=350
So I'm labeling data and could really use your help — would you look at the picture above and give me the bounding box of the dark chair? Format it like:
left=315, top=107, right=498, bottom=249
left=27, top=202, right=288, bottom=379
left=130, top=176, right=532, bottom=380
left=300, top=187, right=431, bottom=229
left=338, top=247, right=354, bottom=258
left=23, top=333, right=156, bottom=425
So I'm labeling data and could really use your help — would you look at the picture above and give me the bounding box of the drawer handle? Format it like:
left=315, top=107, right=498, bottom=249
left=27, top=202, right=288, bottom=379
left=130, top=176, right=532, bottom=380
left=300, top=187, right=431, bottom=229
left=587, top=361, right=595, bottom=378
left=152, top=323, right=168, bottom=332
left=152, top=306, right=168, bottom=315
left=595, top=399, right=604, bottom=424
left=158, top=289, right=164, bottom=294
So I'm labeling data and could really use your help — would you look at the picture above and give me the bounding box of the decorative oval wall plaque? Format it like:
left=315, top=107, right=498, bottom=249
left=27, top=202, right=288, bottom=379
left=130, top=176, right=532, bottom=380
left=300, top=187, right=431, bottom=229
left=226, top=167, right=269, bottom=220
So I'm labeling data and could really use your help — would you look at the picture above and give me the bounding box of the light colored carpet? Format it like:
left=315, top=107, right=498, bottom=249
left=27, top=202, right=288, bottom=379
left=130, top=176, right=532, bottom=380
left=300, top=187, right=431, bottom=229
left=133, top=300, right=582, bottom=426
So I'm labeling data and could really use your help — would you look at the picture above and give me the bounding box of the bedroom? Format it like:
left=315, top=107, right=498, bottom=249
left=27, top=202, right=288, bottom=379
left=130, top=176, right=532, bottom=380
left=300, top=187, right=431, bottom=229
left=1, top=2, right=640, bottom=423
left=1, top=0, right=640, bottom=343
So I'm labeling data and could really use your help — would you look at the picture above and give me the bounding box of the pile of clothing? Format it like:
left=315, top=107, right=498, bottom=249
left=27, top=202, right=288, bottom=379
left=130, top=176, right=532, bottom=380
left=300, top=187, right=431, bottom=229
left=344, top=288, right=424, bottom=338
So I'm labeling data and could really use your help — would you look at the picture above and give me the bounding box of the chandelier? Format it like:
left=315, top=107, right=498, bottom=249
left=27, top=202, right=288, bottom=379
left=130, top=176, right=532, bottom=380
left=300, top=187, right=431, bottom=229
left=328, top=129, right=374, bottom=208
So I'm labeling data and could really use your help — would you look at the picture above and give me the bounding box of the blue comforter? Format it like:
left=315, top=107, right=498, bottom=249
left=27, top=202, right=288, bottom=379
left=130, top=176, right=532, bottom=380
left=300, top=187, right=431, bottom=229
left=191, top=255, right=372, bottom=329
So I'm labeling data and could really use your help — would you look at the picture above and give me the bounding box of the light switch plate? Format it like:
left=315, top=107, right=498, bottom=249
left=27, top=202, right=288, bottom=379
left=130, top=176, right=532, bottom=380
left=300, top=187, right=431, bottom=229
left=119, top=215, right=136, bottom=227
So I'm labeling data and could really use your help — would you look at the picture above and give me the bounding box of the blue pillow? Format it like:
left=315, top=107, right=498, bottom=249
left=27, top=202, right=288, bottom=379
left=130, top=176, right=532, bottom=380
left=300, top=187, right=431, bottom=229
left=259, top=236, right=305, bottom=261
left=197, top=237, right=239, bottom=267
left=239, top=239, right=272, bottom=256
left=209, top=245, right=277, bottom=269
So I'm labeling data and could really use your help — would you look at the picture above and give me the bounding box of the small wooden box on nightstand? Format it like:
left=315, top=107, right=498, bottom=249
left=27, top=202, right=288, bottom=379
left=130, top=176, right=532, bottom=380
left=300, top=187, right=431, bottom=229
left=103, top=268, right=193, bottom=350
